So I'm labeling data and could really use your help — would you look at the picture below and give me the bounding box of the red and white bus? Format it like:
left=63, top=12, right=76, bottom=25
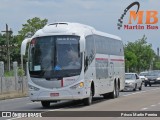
left=21, top=22, right=125, bottom=107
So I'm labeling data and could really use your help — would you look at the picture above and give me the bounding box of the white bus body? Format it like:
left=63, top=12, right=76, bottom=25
left=21, top=22, right=125, bottom=107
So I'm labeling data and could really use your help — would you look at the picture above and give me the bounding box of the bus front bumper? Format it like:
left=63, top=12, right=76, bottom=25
left=29, top=88, right=89, bottom=101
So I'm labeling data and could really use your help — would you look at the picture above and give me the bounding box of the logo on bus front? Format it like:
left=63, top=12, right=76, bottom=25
left=117, top=1, right=159, bottom=30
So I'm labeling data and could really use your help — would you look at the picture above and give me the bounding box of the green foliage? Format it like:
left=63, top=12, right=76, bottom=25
left=125, top=50, right=137, bottom=72
left=0, top=17, right=48, bottom=70
left=18, top=68, right=25, bottom=77
left=153, top=55, right=160, bottom=70
left=18, top=17, right=48, bottom=39
left=125, top=35, right=155, bottom=73
left=0, top=33, right=6, bottom=45
left=17, top=17, right=48, bottom=64
left=0, top=32, right=19, bottom=70
left=154, top=62, right=160, bottom=69
left=3, top=68, right=25, bottom=77
left=4, top=70, right=14, bottom=77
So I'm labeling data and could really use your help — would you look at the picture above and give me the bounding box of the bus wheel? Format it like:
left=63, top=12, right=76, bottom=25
left=109, top=82, right=119, bottom=99
left=41, top=101, right=50, bottom=108
left=83, top=88, right=93, bottom=106
left=116, top=82, right=119, bottom=97
left=103, top=93, right=109, bottom=99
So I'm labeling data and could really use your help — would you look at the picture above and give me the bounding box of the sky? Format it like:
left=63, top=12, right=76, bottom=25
left=0, top=0, right=159, bottom=51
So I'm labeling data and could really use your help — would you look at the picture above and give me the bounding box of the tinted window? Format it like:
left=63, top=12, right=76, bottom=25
left=93, top=35, right=123, bottom=56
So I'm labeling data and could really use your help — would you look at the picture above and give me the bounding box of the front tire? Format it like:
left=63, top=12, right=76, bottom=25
left=41, top=101, right=50, bottom=108
left=83, top=88, right=93, bottom=106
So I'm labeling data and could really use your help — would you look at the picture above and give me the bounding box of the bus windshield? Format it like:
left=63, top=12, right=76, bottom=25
left=29, top=35, right=82, bottom=78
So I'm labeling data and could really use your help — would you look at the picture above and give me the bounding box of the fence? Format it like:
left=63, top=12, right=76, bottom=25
left=0, top=61, right=28, bottom=100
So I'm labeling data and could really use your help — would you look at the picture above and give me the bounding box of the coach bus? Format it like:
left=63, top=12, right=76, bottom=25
left=21, top=22, right=125, bottom=107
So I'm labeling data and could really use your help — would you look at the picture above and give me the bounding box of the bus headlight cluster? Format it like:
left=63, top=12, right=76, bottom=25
left=70, top=82, right=84, bottom=89
left=28, top=84, right=40, bottom=91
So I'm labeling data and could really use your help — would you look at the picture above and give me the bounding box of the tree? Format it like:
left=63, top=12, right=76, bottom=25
left=0, top=33, right=7, bottom=62
left=125, top=35, right=155, bottom=73
left=154, top=62, right=160, bottom=69
left=153, top=55, right=160, bottom=70
left=10, top=35, right=21, bottom=63
left=0, top=17, right=48, bottom=71
left=124, top=50, right=137, bottom=72
left=0, top=32, right=20, bottom=70
left=17, top=17, right=48, bottom=68
left=18, top=17, right=48, bottom=39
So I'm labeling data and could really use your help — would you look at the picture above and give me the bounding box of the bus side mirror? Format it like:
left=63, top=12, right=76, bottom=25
left=21, top=38, right=31, bottom=55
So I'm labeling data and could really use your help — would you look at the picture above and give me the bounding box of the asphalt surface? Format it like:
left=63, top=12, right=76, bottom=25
left=0, top=84, right=160, bottom=120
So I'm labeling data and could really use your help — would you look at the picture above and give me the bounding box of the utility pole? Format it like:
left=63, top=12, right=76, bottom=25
left=1, top=24, right=12, bottom=71
left=157, top=47, right=159, bottom=58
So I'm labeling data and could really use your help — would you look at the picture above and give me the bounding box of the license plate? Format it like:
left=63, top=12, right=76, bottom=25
left=50, top=93, right=59, bottom=97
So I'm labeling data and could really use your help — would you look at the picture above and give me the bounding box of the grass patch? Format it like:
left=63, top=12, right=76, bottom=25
left=4, top=70, right=14, bottom=77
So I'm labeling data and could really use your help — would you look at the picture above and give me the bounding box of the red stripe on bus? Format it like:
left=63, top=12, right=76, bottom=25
left=96, top=58, right=108, bottom=60
left=96, top=58, right=124, bottom=62
left=111, top=59, right=124, bottom=62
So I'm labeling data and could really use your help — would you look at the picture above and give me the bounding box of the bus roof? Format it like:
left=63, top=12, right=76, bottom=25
left=33, top=22, right=121, bottom=41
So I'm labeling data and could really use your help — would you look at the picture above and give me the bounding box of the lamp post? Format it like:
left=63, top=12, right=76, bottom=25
left=150, top=57, right=155, bottom=70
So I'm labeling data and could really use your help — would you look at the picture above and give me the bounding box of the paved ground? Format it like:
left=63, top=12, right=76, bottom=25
left=0, top=84, right=160, bottom=120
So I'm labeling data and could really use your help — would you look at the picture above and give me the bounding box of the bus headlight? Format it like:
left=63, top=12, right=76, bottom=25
left=70, top=82, right=84, bottom=89
left=28, top=84, right=40, bottom=91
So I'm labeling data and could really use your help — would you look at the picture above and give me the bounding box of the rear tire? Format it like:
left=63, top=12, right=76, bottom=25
left=103, top=93, right=109, bottom=99
left=109, top=81, right=119, bottom=99
left=115, top=82, right=119, bottom=97
left=41, top=101, right=50, bottom=108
